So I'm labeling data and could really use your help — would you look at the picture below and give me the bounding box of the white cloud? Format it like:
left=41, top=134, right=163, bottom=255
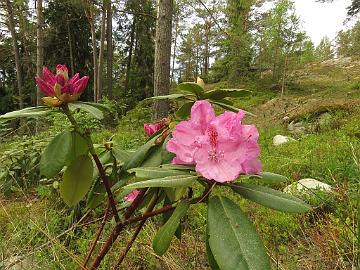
left=293, top=0, right=355, bottom=45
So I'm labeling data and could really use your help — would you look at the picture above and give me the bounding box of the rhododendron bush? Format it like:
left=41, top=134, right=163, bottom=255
left=0, top=67, right=311, bottom=270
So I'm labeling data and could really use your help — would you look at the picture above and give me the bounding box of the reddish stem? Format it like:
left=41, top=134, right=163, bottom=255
left=92, top=154, right=120, bottom=223
left=88, top=189, right=147, bottom=270
left=113, top=194, right=159, bottom=269
left=82, top=203, right=110, bottom=269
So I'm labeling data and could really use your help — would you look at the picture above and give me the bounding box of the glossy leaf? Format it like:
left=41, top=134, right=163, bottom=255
left=60, top=155, right=94, bottom=207
left=175, top=101, right=194, bottom=119
left=86, top=178, right=106, bottom=209
left=40, top=131, right=72, bottom=178
left=0, top=106, right=50, bottom=119
left=208, top=196, right=270, bottom=270
left=140, top=144, right=163, bottom=167
left=153, top=201, right=190, bottom=255
left=163, top=196, right=182, bottom=239
left=123, top=175, right=197, bottom=190
left=249, top=172, right=288, bottom=184
left=211, top=101, right=255, bottom=116
left=111, top=146, right=133, bottom=164
left=206, top=222, right=220, bottom=270
left=150, top=93, right=190, bottom=100
left=204, top=89, right=251, bottom=100
left=177, top=82, right=204, bottom=97
left=123, top=135, right=160, bottom=170
left=66, top=131, right=89, bottom=164
left=128, top=167, right=188, bottom=179
left=231, top=183, right=312, bottom=213
left=69, top=102, right=104, bottom=119
left=160, top=164, right=195, bottom=171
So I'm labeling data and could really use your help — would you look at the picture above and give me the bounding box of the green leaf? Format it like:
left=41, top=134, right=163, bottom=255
left=60, top=155, right=94, bottom=207
left=111, top=146, right=133, bottom=164
left=86, top=178, right=106, bottom=209
left=78, top=101, right=110, bottom=112
left=177, top=82, right=204, bottom=97
left=211, top=101, right=255, bottom=116
left=153, top=201, right=190, bottom=255
left=161, top=137, right=175, bottom=164
left=140, top=144, right=163, bottom=167
left=208, top=196, right=270, bottom=270
left=123, top=135, right=160, bottom=171
left=175, top=101, right=194, bottom=119
left=0, top=106, right=50, bottom=119
left=231, top=183, right=312, bottom=213
left=40, top=131, right=72, bottom=178
left=68, top=102, right=104, bottom=119
left=66, top=131, right=89, bottom=165
left=206, top=222, right=220, bottom=270
left=149, top=93, right=190, bottom=100
left=204, top=89, right=251, bottom=100
left=160, top=164, right=195, bottom=171
left=162, top=196, right=182, bottom=239
left=128, top=167, right=188, bottom=179
left=123, top=175, right=197, bottom=190
left=249, top=172, right=288, bottom=184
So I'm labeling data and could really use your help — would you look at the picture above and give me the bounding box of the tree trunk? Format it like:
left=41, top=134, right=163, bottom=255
left=85, top=2, right=98, bottom=102
left=124, top=16, right=136, bottom=94
left=281, top=53, right=288, bottom=97
left=67, top=17, right=75, bottom=76
left=97, top=3, right=106, bottom=101
left=153, top=0, right=172, bottom=120
left=204, top=21, right=210, bottom=76
left=170, top=17, right=179, bottom=84
left=106, top=0, right=113, bottom=98
left=36, top=0, right=44, bottom=106
left=4, top=0, right=24, bottom=109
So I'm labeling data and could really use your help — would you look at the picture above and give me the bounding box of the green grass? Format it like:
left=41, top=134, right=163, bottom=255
left=0, top=75, right=359, bottom=269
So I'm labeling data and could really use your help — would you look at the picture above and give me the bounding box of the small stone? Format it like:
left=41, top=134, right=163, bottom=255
left=284, top=178, right=332, bottom=194
left=273, top=135, right=296, bottom=146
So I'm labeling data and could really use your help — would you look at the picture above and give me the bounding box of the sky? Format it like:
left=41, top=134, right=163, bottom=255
left=293, top=0, right=355, bottom=45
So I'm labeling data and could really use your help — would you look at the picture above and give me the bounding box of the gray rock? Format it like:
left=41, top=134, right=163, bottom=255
left=288, top=121, right=306, bottom=134
left=273, top=135, right=296, bottom=146
left=283, top=178, right=332, bottom=194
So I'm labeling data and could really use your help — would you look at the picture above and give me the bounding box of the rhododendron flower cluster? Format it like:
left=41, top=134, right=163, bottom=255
left=144, top=118, right=169, bottom=137
left=36, top=64, right=89, bottom=106
left=167, top=100, right=261, bottom=182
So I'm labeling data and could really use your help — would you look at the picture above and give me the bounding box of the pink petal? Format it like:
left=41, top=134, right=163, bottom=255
left=194, top=145, right=240, bottom=182
left=68, top=73, right=80, bottom=85
left=55, top=74, right=65, bottom=86
left=190, top=100, right=215, bottom=132
left=42, top=67, right=56, bottom=85
left=72, top=76, right=89, bottom=94
left=124, top=190, right=140, bottom=202
left=56, top=64, right=68, bottom=73
left=241, top=158, right=262, bottom=174
left=166, top=139, right=197, bottom=164
left=35, top=76, right=55, bottom=96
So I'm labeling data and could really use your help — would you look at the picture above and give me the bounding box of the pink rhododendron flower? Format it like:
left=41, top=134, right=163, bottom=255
left=166, top=100, right=261, bottom=182
left=143, top=118, right=169, bottom=137
left=124, top=190, right=141, bottom=202
left=35, top=64, right=89, bottom=106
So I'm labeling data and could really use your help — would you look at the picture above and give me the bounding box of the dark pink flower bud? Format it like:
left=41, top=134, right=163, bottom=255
left=35, top=75, right=55, bottom=96
left=144, top=122, right=164, bottom=137
left=124, top=190, right=140, bottom=202
left=55, top=74, right=66, bottom=86
left=72, top=76, right=89, bottom=94
left=42, top=67, right=56, bottom=85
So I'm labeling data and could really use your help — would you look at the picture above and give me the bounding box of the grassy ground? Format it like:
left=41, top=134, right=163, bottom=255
left=0, top=60, right=359, bottom=269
